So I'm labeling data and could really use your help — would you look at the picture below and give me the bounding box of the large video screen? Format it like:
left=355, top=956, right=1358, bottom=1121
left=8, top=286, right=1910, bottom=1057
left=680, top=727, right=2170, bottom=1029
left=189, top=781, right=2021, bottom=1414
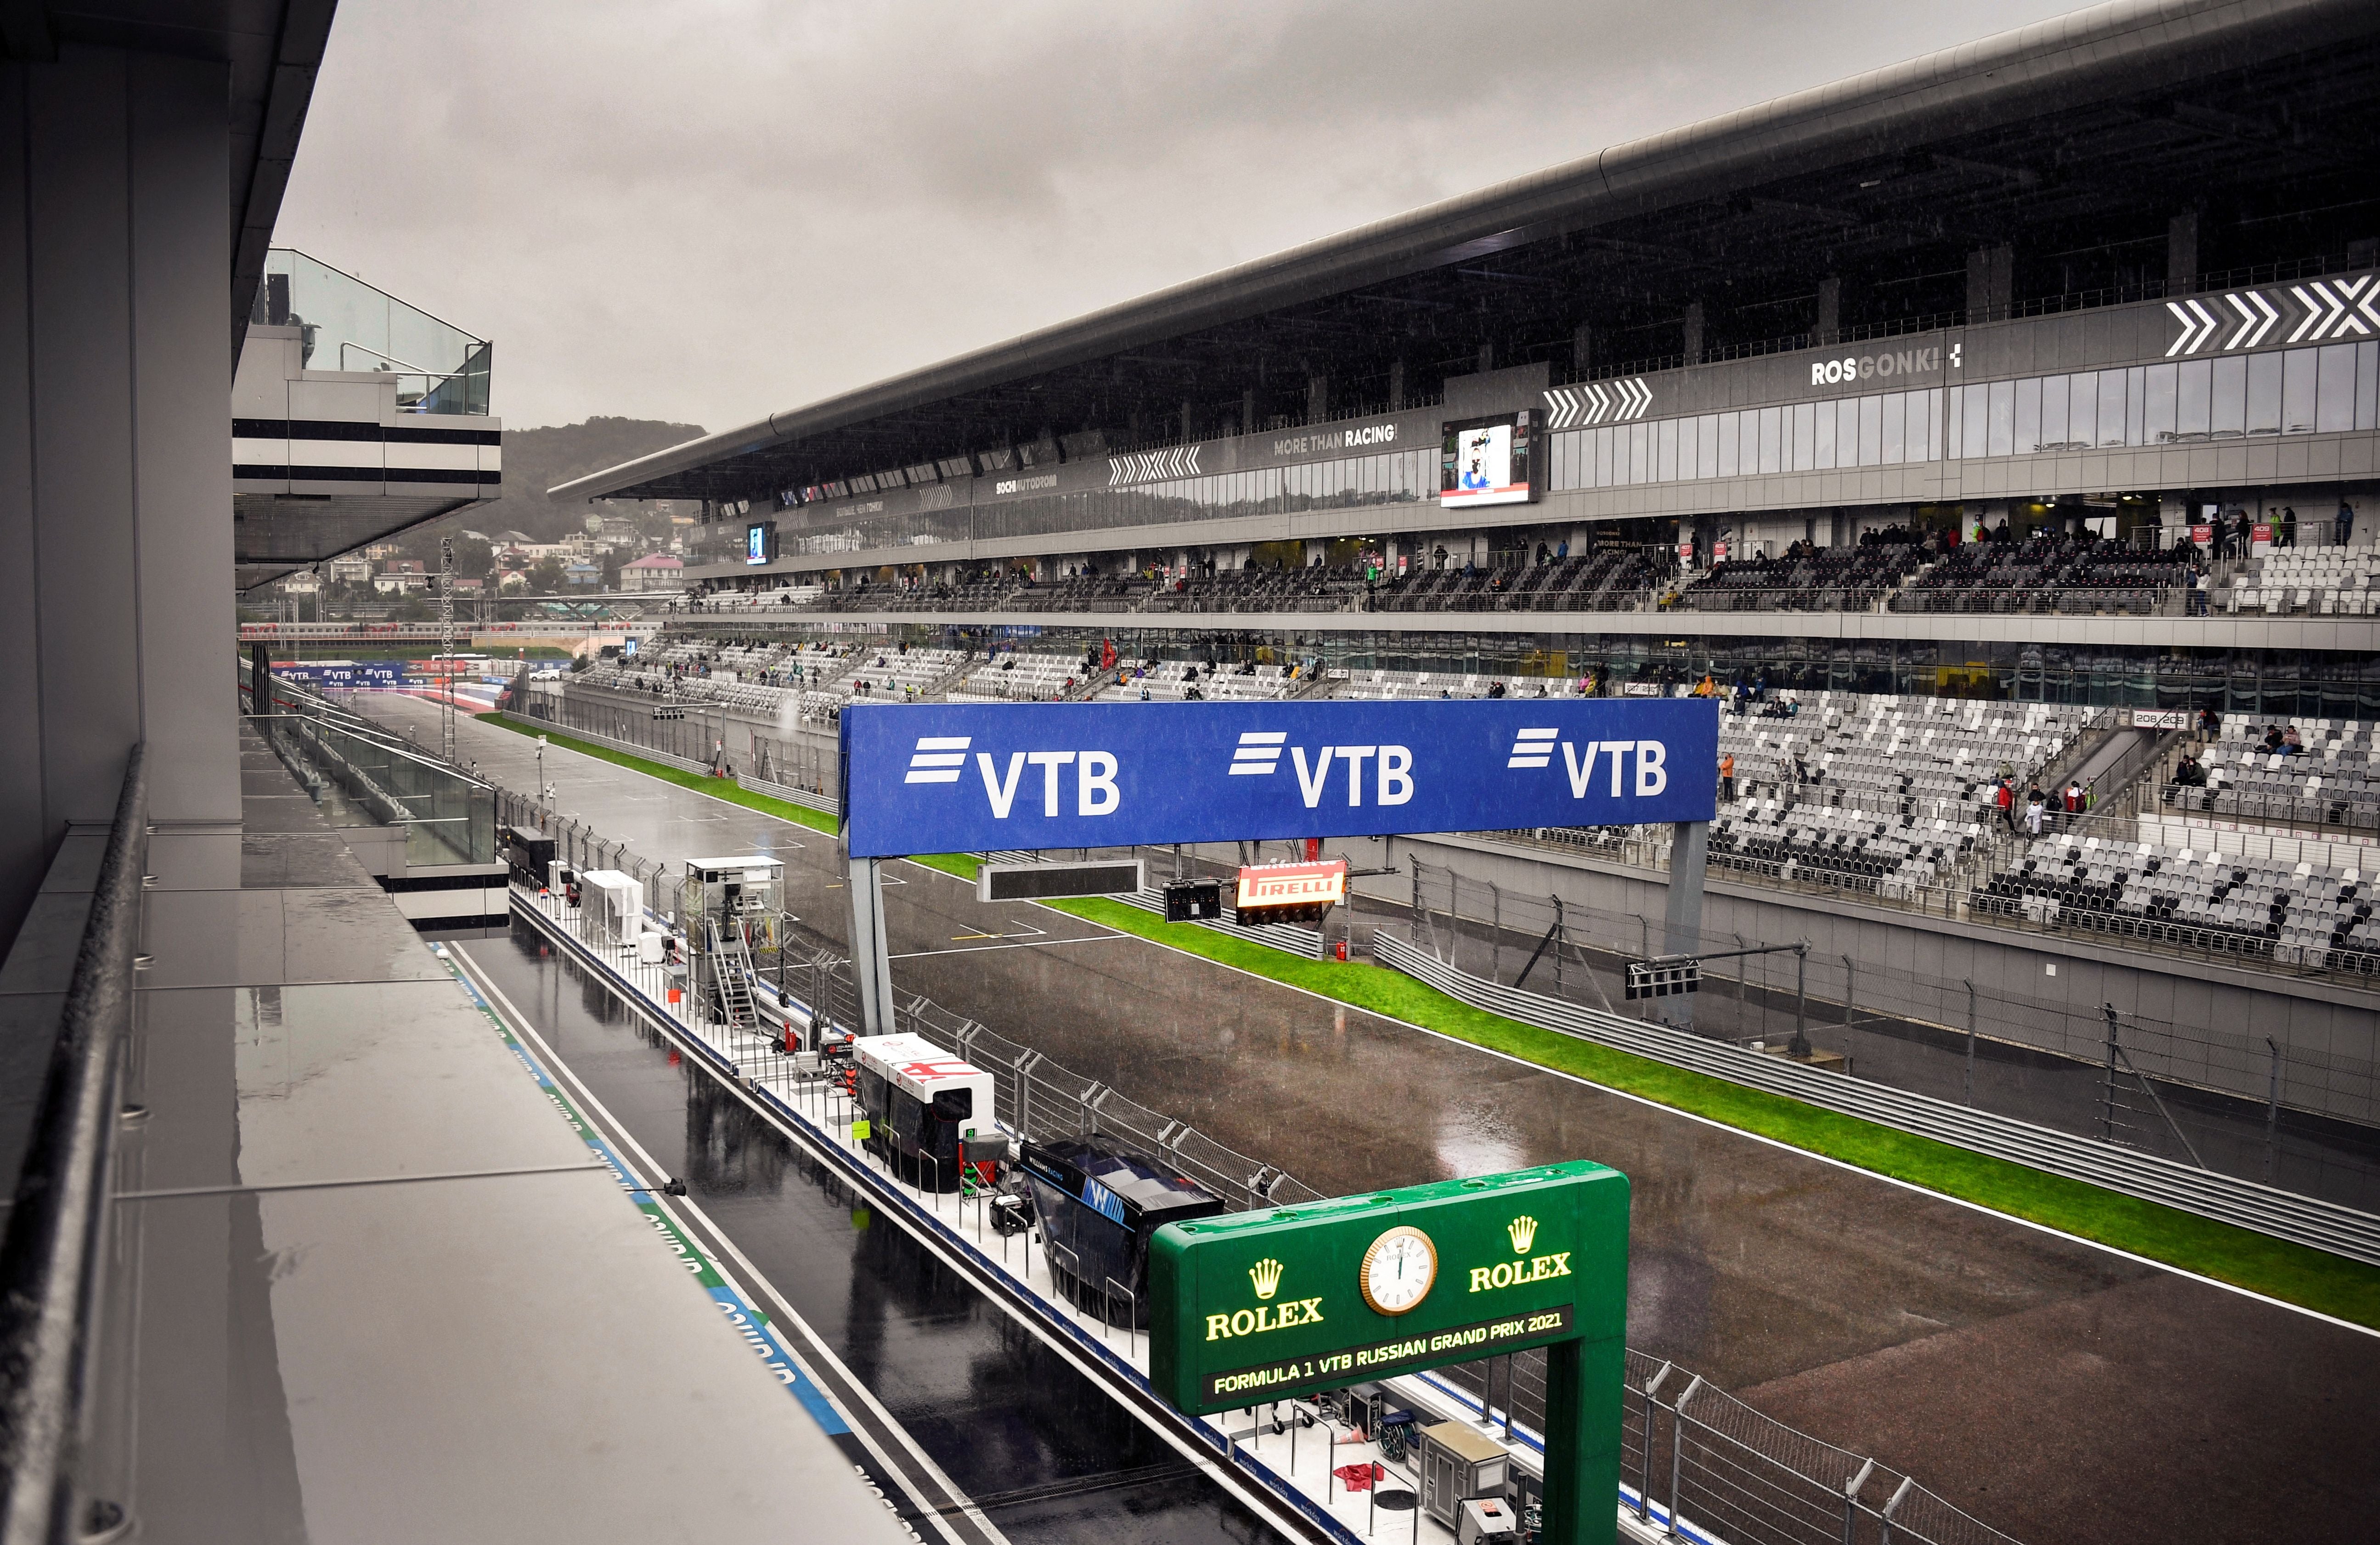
left=745, top=521, right=774, bottom=565
left=1440, top=411, right=1537, bottom=507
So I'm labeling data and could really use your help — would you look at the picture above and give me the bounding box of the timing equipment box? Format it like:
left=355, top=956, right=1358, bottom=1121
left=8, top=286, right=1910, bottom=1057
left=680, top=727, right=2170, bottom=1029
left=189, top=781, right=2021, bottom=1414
left=976, top=858, right=1143, bottom=903
left=1163, top=878, right=1222, bottom=921
left=1626, top=959, right=1701, bottom=998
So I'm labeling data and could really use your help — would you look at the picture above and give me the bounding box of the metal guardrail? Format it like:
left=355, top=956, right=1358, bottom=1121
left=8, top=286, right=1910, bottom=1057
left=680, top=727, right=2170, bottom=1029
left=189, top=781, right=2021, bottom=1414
left=0, top=745, right=148, bottom=1545
left=1372, top=933, right=2380, bottom=1268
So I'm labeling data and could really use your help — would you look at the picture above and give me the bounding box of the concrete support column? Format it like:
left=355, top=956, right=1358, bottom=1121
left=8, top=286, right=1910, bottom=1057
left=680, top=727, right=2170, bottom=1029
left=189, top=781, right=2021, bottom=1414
left=1815, top=276, right=1842, bottom=344
left=1966, top=244, right=2013, bottom=320
left=2167, top=211, right=2199, bottom=293
left=1682, top=303, right=1705, bottom=364
left=1571, top=324, right=1591, bottom=375
left=1305, top=373, right=1328, bottom=425
left=846, top=852, right=896, bottom=1035
left=1241, top=388, right=1255, bottom=435
left=1388, top=358, right=1405, bottom=411
left=1657, top=820, right=1709, bottom=1029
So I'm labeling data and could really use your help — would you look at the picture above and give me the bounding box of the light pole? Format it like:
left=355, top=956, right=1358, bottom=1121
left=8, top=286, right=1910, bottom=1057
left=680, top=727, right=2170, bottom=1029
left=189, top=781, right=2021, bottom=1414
left=536, top=734, right=552, bottom=819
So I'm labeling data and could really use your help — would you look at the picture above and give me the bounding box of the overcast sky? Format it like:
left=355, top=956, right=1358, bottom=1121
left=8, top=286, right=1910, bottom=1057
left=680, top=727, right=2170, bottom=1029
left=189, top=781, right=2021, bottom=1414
left=276, top=0, right=2086, bottom=436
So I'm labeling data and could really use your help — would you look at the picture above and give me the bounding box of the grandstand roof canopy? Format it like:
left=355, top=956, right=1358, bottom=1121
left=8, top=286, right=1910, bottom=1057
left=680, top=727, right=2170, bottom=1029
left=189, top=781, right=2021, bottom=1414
left=557, top=0, right=2380, bottom=509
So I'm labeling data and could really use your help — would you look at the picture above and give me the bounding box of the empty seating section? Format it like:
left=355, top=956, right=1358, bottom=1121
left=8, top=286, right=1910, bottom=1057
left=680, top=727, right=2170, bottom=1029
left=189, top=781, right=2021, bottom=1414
left=1143, top=567, right=1365, bottom=614
left=2173, top=718, right=2380, bottom=829
left=950, top=653, right=1083, bottom=702
left=1974, top=834, right=2380, bottom=971
left=1000, top=576, right=1150, bottom=613
left=1719, top=693, right=2085, bottom=812
left=1676, top=542, right=1925, bottom=613
left=1710, top=799, right=1977, bottom=901
left=1330, top=669, right=1593, bottom=701
left=1891, top=536, right=2190, bottom=615
left=1697, top=694, right=2085, bottom=899
left=1093, top=661, right=1297, bottom=701
left=1372, top=550, right=1666, bottom=614
left=2224, top=548, right=2380, bottom=616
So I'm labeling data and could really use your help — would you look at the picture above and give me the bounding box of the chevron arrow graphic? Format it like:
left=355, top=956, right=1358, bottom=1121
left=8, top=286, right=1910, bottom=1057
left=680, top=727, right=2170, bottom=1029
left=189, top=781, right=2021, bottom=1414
left=2338, top=275, right=2377, bottom=338
left=2242, top=289, right=2280, bottom=347
left=2287, top=285, right=2325, bottom=344
left=1584, top=383, right=1608, bottom=425
left=2222, top=293, right=2259, bottom=351
left=2165, top=302, right=2198, bottom=356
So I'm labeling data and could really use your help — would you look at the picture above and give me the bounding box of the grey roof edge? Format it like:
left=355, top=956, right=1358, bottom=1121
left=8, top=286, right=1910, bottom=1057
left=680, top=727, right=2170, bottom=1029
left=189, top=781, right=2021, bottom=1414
left=553, top=0, right=2374, bottom=503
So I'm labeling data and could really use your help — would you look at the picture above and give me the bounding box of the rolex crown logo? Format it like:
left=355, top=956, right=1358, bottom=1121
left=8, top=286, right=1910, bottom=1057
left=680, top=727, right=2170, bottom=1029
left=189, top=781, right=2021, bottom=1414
left=1507, top=1215, right=1538, bottom=1254
left=1248, top=1258, right=1285, bottom=1300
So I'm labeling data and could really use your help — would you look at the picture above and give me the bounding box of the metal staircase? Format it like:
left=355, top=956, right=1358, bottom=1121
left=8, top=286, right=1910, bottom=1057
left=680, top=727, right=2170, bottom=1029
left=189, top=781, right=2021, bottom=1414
left=705, top=917, right=760, bottom=1032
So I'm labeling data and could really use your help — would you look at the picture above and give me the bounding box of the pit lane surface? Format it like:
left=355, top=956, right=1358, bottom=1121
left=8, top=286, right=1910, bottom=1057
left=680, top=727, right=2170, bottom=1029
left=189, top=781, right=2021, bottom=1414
left=377, top=696, right=2380, bottom=1545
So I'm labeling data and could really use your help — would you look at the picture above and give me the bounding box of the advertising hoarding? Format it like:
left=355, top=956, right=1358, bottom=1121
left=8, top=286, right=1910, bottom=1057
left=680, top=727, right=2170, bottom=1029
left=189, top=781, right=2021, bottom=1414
left=839, top=699, right=1718, bottom=857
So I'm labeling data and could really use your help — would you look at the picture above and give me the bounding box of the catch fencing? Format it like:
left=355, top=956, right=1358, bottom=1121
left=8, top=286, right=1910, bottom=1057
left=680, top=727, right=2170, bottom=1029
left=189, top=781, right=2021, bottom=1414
left=1405, top=859, right=2380, bottom=1214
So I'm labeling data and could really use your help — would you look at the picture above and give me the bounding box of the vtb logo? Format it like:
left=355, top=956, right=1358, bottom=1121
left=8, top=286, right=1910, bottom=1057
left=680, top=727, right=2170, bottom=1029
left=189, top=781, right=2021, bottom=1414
left=904, top=735, right=1119, bottom=818
left=1248, top=1257, right=1284, bottom=1300
left=1227, top=731, right=1414, bottom=808
left=1506, top=729, right=1669, bottom=799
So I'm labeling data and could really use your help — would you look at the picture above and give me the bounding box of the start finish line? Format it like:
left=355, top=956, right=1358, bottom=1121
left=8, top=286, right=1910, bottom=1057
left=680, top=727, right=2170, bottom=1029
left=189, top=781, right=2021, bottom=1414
left=838, top=698, right=1718, bottom=857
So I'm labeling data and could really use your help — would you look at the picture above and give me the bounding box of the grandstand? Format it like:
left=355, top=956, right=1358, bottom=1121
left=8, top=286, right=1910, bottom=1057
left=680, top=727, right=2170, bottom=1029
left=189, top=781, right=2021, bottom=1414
left=2225, top=546, right=2380, bottom=616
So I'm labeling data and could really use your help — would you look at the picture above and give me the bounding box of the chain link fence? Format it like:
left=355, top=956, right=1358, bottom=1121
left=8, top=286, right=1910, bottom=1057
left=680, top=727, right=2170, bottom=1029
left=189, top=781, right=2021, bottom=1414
left=1404, top=860, right=2380, bottom=1212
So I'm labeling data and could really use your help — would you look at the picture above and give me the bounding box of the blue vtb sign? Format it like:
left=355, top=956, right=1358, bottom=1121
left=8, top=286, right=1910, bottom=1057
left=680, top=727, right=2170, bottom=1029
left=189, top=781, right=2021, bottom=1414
left=839, top=699, right=1717, bottom=857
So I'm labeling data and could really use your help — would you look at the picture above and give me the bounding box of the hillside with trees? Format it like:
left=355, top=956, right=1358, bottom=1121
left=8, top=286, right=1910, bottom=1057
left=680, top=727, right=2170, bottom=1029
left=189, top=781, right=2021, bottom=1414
left=385, top=415, right=706, bottom=572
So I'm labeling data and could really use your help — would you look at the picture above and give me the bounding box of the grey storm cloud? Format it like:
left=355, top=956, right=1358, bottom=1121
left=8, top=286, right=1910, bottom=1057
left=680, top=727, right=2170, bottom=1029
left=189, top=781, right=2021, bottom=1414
left=275, top=0, right=2086, bottom=434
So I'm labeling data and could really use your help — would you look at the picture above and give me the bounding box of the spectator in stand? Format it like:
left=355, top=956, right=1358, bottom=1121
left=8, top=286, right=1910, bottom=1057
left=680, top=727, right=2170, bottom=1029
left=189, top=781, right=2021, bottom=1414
left=2261, top=725, right=2286, bottom=753
left=2280, top=506, right=2297, bottom=548
left=2284, top=724, right=2304, bottom=755
left=1995, top=777, right=2016, bottom=830
left=2064, top=780, right=2085, bottom=823
left=2232, top=508, right=2253, bottom=558
left=2173, top=753, right=2206, bottom=787
left=2190, top=564, right=2210, bottom=615
left=2197, top=705, right=2222, bottom=737
left=2339, top=499, right=2357, bottom=547
left=1720, top=752, right=1736, bottom=803
left=2025, top=787, right=2047, bottom=836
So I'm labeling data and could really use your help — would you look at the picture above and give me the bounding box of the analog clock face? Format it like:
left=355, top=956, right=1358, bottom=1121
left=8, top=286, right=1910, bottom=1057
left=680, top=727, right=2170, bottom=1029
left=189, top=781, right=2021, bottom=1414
left=1360, top=1225, right=1438, bottom=1315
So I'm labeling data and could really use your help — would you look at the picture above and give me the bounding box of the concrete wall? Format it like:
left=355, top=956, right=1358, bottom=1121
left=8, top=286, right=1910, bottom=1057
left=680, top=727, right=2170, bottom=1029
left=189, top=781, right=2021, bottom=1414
left=1355, top=829, right=2380, bottom=1116
left=0, top=47, right=239, bottom=945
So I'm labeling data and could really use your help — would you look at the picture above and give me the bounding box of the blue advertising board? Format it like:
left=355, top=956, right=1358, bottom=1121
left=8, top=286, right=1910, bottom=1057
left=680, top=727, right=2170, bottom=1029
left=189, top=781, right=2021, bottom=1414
left=839, top=699, right=1717, bottom=857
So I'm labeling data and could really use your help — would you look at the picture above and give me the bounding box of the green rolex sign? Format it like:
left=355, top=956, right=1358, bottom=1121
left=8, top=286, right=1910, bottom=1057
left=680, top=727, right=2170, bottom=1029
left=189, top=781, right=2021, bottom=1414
left=1149, top=1162, right=1629, bottom=1545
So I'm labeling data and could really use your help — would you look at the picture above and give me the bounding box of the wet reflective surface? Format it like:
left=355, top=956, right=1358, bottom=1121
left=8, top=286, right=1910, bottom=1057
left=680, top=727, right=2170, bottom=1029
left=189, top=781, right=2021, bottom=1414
left=86, top=727, right=915, bottom=1545
left=465, top=925, right=1272, bottom=1545
left=379, top=698, right=2380, bottom=1545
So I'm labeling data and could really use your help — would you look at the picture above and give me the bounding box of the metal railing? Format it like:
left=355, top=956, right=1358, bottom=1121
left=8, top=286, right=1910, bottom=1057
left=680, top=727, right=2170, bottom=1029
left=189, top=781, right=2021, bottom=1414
left=519, top=799, right=2032, bottom=1545
left=1375, top=930, right=2380, bottom=1266
left=1404, top=859, right=2380, bottom=1208
left=0, top=745, right=147, bottom=1545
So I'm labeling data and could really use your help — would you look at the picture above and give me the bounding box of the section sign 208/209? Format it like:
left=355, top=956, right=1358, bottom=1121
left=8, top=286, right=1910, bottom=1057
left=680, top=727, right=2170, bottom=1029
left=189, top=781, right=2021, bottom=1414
left=838, top=698, right=1717, bottom=857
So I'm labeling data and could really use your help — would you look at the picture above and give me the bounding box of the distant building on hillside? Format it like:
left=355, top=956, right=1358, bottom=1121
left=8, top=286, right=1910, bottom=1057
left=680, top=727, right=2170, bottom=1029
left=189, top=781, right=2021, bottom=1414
left=372, top=559, right=427, bottom=594
left=620, top=554, right=683, bottom=592
left=562, top=560, right=601, bottom=588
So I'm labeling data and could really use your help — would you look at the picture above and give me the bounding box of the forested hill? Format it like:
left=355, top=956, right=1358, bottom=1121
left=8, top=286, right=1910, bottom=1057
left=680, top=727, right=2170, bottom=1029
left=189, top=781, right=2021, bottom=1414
left=463, top=415, right=706, bottom=544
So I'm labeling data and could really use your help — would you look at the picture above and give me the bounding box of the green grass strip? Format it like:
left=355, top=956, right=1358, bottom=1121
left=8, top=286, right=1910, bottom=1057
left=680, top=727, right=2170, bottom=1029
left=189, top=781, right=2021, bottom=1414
left=483, top=713, right=840, bottom=836
left=1045, top=895, right=2380, bottom=1328
left=481, top=712, right=2380, bottom=1327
